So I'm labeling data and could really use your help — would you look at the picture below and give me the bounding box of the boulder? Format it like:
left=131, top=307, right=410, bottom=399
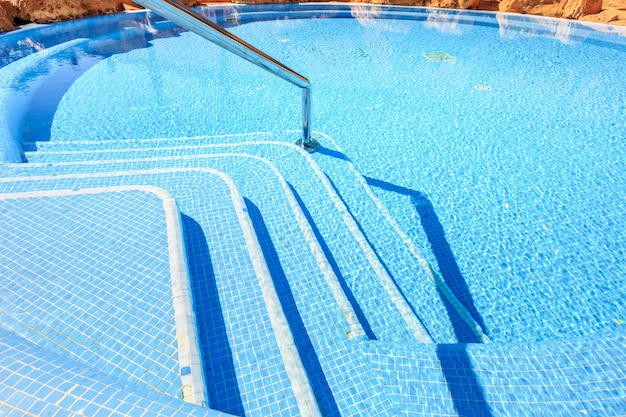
left=499, top=0, right=603, bottom=18
left=458, top=0, right=481, bottom=8
left=127, top=0, right=199, bottom=6
left=0, top=0, right=122, bottom=24
left=499, top=0, right=528, bottom=13
left=560, top=0, right=603, bottom=18
left=499, top=0, right=545, bottom=14
left=0, top=2, right=15, bottom=31
left=0, top=0, right=202, bottom=32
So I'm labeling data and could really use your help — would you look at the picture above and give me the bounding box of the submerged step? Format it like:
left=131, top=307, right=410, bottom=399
left=0, top=168, right=318, bottom=416
left=9, top=126, right=626, bottom=417
left=23, top=144, right=427, bottom=343
left=310, top=134, right=491, bottom=344
left=0, top=186, right=204, bottom=403
left=0, top=328, right=229, bottom=416
left=4, top=153, right=413, bottom=414
left=363, top=330, right=626, bottom=416
left=25, top=133, right=491, bottom=343
left=0, top=38, right=90, bottom=163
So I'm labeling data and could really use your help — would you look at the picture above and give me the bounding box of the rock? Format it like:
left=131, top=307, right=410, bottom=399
left=0, top=0, right=123, bottom=24
left=529, top=3, right=563, bottom=17
left=423, top=0, right=480, bottom=9
left=560, top=0, right=603, bottom=18
left=433, top=0, right=480, bottom=9
left=132, top=0, right=199, bottom=6
left=458, top=0, right=481, bottom=8
left=499, top=0, right=528, bottom=13
left=580, top=8, right=626, bottom=25
left=499, top=0, right=537, bottom=13
left=0, top=0, right=204, bottom=32
left=0, top=3, right=15, bottom=32
left=0, top=0, right=624, bottom=35
left=382, top=0, right=480, bottom=9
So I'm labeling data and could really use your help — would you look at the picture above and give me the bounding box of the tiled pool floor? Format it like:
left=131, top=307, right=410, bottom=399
left=1, top=132, right=625, bottom=416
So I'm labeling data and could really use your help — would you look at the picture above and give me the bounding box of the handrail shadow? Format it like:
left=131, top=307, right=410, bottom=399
left=361, top=179, right=494, bottom=415
left=437, top=344, right=494, bottom=416
left=312, top=147, right=494, bottom=414
left=181, top=214, right=245, bottom=415
left=364, top=177, right=488, bottom=343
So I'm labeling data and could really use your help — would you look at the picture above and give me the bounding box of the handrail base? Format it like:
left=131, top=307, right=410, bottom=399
left=296, top=138, right=320, bottom=153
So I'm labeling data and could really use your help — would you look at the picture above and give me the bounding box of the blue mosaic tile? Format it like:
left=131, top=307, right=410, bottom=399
left=29, top=134, right=496, bottom=344
left=4, top=131, right=626, bottom=415
left=0, top=329, right=227, bottom=416
left=0, top=188, right=183, bottom=397
left=0, top=168, right=305, bottom=416
left=364, top=330, right=626, bottom=416
left=25, top=140, right=429, bottom=343
left=2, top=5, right=626, bottom=416
left=7, top=149, right=422, bottom=409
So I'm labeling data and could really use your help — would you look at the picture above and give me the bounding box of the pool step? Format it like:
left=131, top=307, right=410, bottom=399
left=0, top=328, right=230, bottom=416
left=0, top=38, right=92, bottom=163
left=0, top=169, right=320, bottom=417
left=2, top=158, right=401, bottom=415
left=0, top=186, right=205, bottom=404
left=24, top=142, right=431, bottom=344
left=24, top=134, right=489, bottom=343
left=310, top=133, right=491, bottom=344
left=362, top=330, right=626, bottom=416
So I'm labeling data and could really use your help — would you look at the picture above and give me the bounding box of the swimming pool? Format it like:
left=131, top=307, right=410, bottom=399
left=0, top=4, right=625, bottom=416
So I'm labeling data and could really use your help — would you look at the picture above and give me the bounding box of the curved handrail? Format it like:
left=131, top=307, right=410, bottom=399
left=132, top=0, right=318, bottom=151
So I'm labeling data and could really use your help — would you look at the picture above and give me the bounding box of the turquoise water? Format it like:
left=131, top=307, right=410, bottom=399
left=12, top=6, right=626, bottom=343
left=1, top=5, right=626, bottom=416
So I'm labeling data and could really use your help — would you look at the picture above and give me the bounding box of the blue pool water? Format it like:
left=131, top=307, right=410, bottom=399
left=0, top=4, right=625, bottom=416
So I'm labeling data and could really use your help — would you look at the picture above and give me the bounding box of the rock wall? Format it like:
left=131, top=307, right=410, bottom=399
left=559, top=0, right=603, bottom=18
left=0, top=0, right=623, bottom=34
left=0, top=1, right=16, bottom=31
left=0, top=0, right=198, bottom=31
left=1, top=0, right=123, bottom=26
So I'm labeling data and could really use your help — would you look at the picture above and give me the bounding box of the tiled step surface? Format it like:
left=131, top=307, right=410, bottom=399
left=6, top=156, right=402, bottom=415
left=308, top=134, right=491, bottom=344
left=25, top=135, right=471, bottom=343
left=0, top=328, right=231, bottom=417
left=4, top=154, right=406, bottom=415
left=24, top=144, right=424, bottom=343
left=362, top=330, right=626, bottom=416
left=0, top=38, right=91, bottom=163
left=16, top=134, right=626, bottom=416
left=0, top=168, right=313, bottom=416
left=0, top=186, right=203, bottom=403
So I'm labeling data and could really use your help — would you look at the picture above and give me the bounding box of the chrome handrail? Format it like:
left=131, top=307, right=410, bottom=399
left=133, top=0, right=319, bottom=151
